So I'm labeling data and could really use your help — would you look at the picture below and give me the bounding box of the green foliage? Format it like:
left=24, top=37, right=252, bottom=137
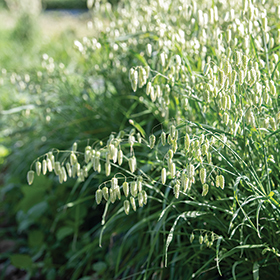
left=42, top=0, right=87, bottom=10
left=2, top=0, right=280, bottom=279
left=11, top=13, right=37, bottom=42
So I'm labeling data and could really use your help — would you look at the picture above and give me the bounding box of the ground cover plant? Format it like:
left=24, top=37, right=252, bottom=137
left=2, top=0, right=280, bottom=279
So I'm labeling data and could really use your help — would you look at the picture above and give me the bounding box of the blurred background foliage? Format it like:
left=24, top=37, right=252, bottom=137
left=0, top=1, right=153, bottom=279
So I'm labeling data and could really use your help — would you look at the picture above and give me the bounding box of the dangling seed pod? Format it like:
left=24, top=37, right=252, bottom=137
left=79, top=169, right=85, bottom=182
left=207, top=151, right=212, bottom=164
left=97, top=163, right=101, bottom=173
left=200, top=168, right=207, bottom=184
left=150, top=86, right=156, bottom=102
left=76, top=163, right=81, bottom=176
left=35, top=161, right=41, bottom=176
left=105, top=161, right=111, bottom=177
left=149, top=134, right=156, bottom=149
left=130, top=181, right=138, bottom=197
left=219, top=175, right=225, bottom=189
left=211, top=232, right=215, bottom=242
left=96, top=189, right=103, bottom=204
left=223, top=113, right=229, bottom=126
left=204, top=234, right=208, bottom=243
left=117, top=149, right=123, bottom=166
left=50, top=154, right=55, bottom=167
left=58, top=170, right=64, bottom=184
left=184, top=134, right=190, bottom=151
left=238, top=70, right=245, bottom=85
left=170, top=125, right=176, bottom=139
left=155, top=85, right=162, bottom=98
left=72, top=163, right=77, bottom=177
left=171, top=163, right=176, bottom=178
left=128, top=156, right=137, bottom=173
left=181, top=173, right=189, bottom=192
left=161, top=168, right=167, bottom=185
left=111, top=177, right=118, bottom=189
left=102, top=187, right=109, bottom=201
left=94, top=151, right=100, bottom=172
left=199, top=235, right=203, bottom=245
left=146, top=43, right=152, bottom=57
left=161, top=131, right=166, bottom=146
left=54, top=161, right=61, bottom=176
left=70, top=152, right=77, bottom=166
left=72, top=142, right=78, bottom=152
left=201, top=144, right=208, bottom=155
left=110, top=188, right=116, bottom=203
left=187, top=164, right=195, bottom=179
left=221, top=95, right=227, bottom=111
left=138, top=192, right=144, bottom=207
left=202, top=184, right=209, bottom=196
left=142, top=190, right=148, bottom=205
left=146, top=81, right=152, bottom=96
left=112, top=146, right=118, bottom=163
left=123, top=181, right=129, bottom=197
left=216, top=175, right=220, bottom=188
left=131, top=69, right=138, bottom=92
left=137, top=176, right=143, bottom=192
left=47, top=158, right=53, bottom=172
left=66, top=162, right=72, bottom=177
left=124, top=200, right=130, bottom=215
left=27, top=170, right=35, bottom=185
left=173, top=181, right=180, bottom=199
left=190, top=233, right=195, bottom=243
left=160, top=52, right=166, bottom=67
left=130, top=197, right=137, bottom=211
left=83, top=165, right=88, bottom=178
left=85, top=149, right=91, bottom=164
left=42, top=159, right=47, bottom=175
left=115, top=185, right=121, bottom=200
left=137, top=133, right=142, bottom=144
left=218, top=69, right=225, bottom=89
left=61, top=166, right=67, bottom=182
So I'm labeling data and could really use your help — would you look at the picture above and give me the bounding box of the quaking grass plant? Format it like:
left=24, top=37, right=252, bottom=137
left=26, top=0, right=280, bottom=278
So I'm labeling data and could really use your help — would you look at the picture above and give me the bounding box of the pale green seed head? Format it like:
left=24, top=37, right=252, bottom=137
left=27, top=170, right=35, bottom=185
left=96, top=189, right=103, bottom=205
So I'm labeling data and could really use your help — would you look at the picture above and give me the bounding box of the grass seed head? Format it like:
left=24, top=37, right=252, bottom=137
left=27, top=170, right=35, bottom=185
left=202, top=184, right=209, bottom=196
left=138, top=192, right=144, bottom=207
left=130, top=181, right=138, bottom=197
left=161, top=167, right=167, bottom=185
left=161, top=131, right=166, bottom=146
left=110, top=188, right=116, bottom=203
left=42, top=159, right=47, bottom=175
left=149, top=134, right=156, bottom=149
left=123, top=181, right=129, bottom=197
left=124, top=200, right=130, bottom=215
left=171, top=163, right=176, bottom=178
left=47, top=158, right=53, bottom=172
left=102, top=187, right=109, bottom=201
left=35, top=161, right=41, bottom=176
left=200, top=168, right=207, bottom=184
left=130, top=196, right=137, bottom=211
left=96, top=189, right=103, bottom=205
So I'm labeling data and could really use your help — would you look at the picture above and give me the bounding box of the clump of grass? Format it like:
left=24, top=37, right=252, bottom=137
left=11, top=0, right=280, bottom=278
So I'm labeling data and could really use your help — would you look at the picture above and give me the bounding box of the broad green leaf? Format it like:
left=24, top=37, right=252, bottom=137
left=56, top=227, right=74, bottom=241
left=28, top=230, right=44, bottom=247
left=10, top=254, right=32, bottom=269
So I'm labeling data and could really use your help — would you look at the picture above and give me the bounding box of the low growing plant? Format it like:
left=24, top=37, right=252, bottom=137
left=12, top=0, right=280, bottom=278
